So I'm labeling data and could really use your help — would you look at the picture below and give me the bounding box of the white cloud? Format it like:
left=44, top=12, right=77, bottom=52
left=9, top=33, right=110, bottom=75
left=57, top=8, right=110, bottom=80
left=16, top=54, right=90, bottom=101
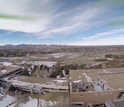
left=0, top=0, right=106, bottom=39
left=68, top=35, right=124, bottom=46
left=0, top=18, right=49, bottom=33
left=95, top=28, right=124, bottom=37
left=35, top=3, right=106, bottom=39
left=83, top=28, right=124, bottom=40
left=0, top=0, right=55, bottom=33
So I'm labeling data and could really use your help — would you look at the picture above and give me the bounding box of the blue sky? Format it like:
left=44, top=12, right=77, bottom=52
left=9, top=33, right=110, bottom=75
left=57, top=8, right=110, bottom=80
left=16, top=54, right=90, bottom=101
left=0, top=0, right=124, bottom=45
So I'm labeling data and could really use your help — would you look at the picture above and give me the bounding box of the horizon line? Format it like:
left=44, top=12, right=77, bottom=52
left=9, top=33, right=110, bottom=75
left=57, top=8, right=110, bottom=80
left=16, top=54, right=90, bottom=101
left=0, top=44, right=124, bottom=47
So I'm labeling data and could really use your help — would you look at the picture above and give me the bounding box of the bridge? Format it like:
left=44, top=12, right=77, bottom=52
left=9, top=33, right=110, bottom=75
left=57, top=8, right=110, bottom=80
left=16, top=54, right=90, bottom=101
left=0, top=68, right=23, bottom=88
left=0, top=68, right=22, bottom=78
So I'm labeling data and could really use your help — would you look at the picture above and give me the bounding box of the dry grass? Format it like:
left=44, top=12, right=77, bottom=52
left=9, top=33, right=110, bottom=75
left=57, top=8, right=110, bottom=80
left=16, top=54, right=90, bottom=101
left=24, top=51, right=124, bottom=65
left=32, top=54, right=48, bottom=57
left=109, top=51, right=124, bottom=55
left=41, top=93, right=57, bottom=101
left=62, top=57, right=96, bottom=65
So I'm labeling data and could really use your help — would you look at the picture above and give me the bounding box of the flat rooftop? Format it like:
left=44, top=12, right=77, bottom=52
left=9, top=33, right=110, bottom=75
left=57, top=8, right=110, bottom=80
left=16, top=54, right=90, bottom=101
left=11, top=76, right=69, bottom=87
left=70, top=69, right=98, bottom=81
left=99, top=73, right=124, bottom=89
left=105, top=100, right=124, bottom=107
left=70, top=67, right=124, bottom=81
left=114, top=102, right=124, bottom=107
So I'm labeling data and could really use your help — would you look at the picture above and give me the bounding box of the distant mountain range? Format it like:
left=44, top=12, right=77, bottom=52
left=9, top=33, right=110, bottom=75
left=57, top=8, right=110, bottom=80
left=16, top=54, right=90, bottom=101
left=0, top=44, right=124, bottom=53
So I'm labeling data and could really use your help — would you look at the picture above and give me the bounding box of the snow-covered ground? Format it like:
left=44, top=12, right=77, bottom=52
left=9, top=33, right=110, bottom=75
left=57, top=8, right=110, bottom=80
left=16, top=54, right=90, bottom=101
left=1, top=70, right=7, bottom=73
left=31, top=53, right=81, bottom=59
left=0, top=90, right=70, bottom=107
left=0, top=86, right=59, bottom=107
left=0, top=94, right=57, bottom=107
left=73, top=80, right=82, bottom=83
left=50, top=53, right=82, bottom=59
left=107, top=58, right=114, bottom=60
left=0, top=62, right=12, bottom=66
left=21, top=97, right=57, bottom=107
left=0, top=95, right=16, bottom=107
left=50, top=53, right=71, bottom=58
left=28, top=61, right=57, bottom=67
left=0, top=61, right=19, bottom=67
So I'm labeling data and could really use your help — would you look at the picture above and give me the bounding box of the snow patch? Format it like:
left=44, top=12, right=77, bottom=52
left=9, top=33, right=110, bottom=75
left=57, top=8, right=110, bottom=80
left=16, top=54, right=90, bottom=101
left=107, top=58, right=114, bottom=60
left=73, top=80, right=82, bottom=83
left=28, top=61, right=57, bottom=67
left=1, top=70, right=7, bottom=73
left=2, top=62, right=12, bottom=66
left=22, top=97, right=57, bottom=107
left=0, top=95, right=15, bottom=107
left=53, top=80, right=67, bottom=83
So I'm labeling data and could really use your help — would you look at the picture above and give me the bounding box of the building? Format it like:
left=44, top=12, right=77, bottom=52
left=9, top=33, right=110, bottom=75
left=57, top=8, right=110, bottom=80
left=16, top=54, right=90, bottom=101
left=5, top=75, right=69, bottom=94
left=105, top=99, right=124, bottom=107
left=69, top=68, right=124, bottom=106
left=1, top=63, right=124, bottom=106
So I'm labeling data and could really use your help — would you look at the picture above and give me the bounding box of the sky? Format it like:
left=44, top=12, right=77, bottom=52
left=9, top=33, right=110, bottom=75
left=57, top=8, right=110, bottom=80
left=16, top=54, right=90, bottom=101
left=0, top=0, right=124, bottom=46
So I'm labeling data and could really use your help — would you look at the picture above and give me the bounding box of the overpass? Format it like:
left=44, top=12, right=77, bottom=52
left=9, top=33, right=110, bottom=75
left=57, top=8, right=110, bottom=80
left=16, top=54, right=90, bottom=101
left=0, top=68, right=22, bottom=78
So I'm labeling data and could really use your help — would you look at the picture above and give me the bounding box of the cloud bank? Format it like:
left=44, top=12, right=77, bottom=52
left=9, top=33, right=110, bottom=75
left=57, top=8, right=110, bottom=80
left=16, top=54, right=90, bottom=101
left=0, top=0, right=106, bottom=38
left=0, top=0, right=124, bottom=45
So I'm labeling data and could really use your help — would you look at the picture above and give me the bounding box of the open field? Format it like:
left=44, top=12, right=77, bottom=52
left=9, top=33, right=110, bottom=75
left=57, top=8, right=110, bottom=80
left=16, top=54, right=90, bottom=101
left=108, top=51, right=124, bottom=55
left=1, top=50, right=124, bottom=76
left=30, top=51, right=124, bottom=65
left=30, top=52, right=103, bottom=65
left=61, top=56, right=96, bottom=65
left=0, top=47, right=124, bottom=66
